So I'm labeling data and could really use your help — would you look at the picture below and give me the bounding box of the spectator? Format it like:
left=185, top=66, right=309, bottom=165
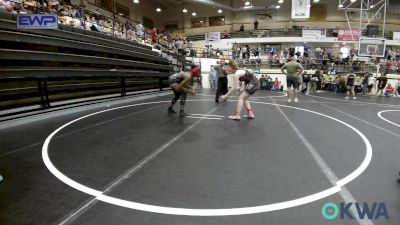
left=368, top=75, right=375, bottom=94
left=361, top=73, right=370, bottom=95
left=387, top=56, right=394, bottom=71
left=240, top=24, right=244, bottom=32
left=396, top=80, right=400, bottom=97
left=376, top=73, right=388, bottom=96
left=215, top=61, right=229, bottom=102
left=281, top=56, right=304, bottom=102
left=310, top=70, right=320, bottom=94
left=175, top=37, right=185, bottom=55
left=253, top=20, right=258, bottom=30
left=209, top=66, right=217, bottom=90
left=135, top=22, right=144, bottom=40
left=271, top=77, right=281, bottom=91
left=302, top=71, right=311, bottom=95
left=385, top=83, right=394, bottom=96
left=223, top=30, right=230, bottom=39
left=151, top=28, right=158, bottom=44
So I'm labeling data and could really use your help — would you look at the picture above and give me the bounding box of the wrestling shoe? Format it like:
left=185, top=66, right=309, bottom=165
left=228, top=114, right=241, bottom=120
left=168, top=107, right=176, bottom=113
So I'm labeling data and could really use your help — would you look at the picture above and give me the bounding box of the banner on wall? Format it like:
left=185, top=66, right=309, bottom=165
left=291, top=0, right=311, bottom=19
left=393, top=32, right=400, bottom=41
left=302, top=28, right=326, bottom=40
left=205, top=32, right=221, bottom=42
left=337, top=28, right=361, bottom=41
left=17, top=14, right=58, bottom=29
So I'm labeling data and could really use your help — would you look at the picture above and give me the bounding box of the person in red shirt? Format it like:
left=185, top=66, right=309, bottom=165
left=271, top=77, right=281, bottom=91
left=151, top=28, right=158, bottom=44
left=385, top=83, right=394, bottom=97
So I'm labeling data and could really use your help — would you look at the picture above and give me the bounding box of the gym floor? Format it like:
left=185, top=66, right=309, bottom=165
left=0, top=90, right=399, bottom=225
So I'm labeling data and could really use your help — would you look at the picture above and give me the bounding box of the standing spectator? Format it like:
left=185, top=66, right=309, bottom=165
left=240, top=24, right=244, bottom=32
left=327, top=47, right=333, bottom=58
left=376, top=73, right=388, bottom=96
left=396, top=80, right=400, bottom=97
left=310, top=70, right=320, bottom=94
left=209, top=66, right=217, bottom=90
left=302, top=71, right=311, bottom=95
left=151, top=28, right=158, bottom=45
left=253, top=19, right=259, bottom=30
left=135, top=22, right=144, bottom=40
left=175, top=38, right=185, bottom=55
left=368, top=75, right=375, bottom=94
left=75, top=5, right=86, bottom=29
left=361, top=73, right=370, bottom=95
left=215, top=61, right=229, bottom=102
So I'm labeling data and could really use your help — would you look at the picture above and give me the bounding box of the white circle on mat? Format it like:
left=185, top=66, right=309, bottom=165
left=42, top=100, right=372, bottom=216
left=377, top=110, right=400, bottom=128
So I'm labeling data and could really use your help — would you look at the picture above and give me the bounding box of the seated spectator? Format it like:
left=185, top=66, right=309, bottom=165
left=1, top=0, right=22, bottom=14
left=240, top=24, right=244, bottom=32
left=223, top=30, right=230, bottom=39
left=271, top=77, right=281, bottom=91
left=385, top=83, right=394, bottom=96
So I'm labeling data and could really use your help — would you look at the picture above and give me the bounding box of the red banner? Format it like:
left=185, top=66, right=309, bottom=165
left=337, top=29, right=361, bottom=41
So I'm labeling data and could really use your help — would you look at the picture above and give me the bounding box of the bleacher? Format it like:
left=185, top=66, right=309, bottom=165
left=0, top=11, right=176, bottom=116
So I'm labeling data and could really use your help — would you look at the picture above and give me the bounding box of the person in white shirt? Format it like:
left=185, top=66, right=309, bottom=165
left=135, top=23, right=144, bottom=40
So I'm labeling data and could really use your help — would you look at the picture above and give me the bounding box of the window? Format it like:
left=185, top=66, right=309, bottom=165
left=143, top=16, right=154, bottom=29
left=115, top=3, right=129, bottom=19
left=165, top=21, right=178, bottom=31
left=191, top=17, right=206, bottom=28
left=97, top=0, right=113, bottom=12
left=209, top=16, right=225, bottom=27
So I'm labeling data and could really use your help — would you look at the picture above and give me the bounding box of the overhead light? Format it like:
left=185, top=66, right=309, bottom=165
left=370, top=4, right=375, bottom=8
left=351, top=0, right=357, bottom=2
left=218, top=9, right=222, bottom=13
left=338, top=4, right=343, bottom=8
left=156, top=8, right=161, bottom=12
left=192, top=12, right=197, bottom=16
left=275, top=5, right=281, bottom=9
left=278, top=0, right=284, bottom=3
left=222, top=18, right=225, bottom=21
left=182, top=8, right=188, bottom=13
left=200, top=20, right=203, bottom=23
left=133, top=0, right=139, bottom=3
left=313, top=0, right=320, bottom=3
left=245, top=1, right=251, bottom=6
left=343, top=42, right=347, bottom=45
left=244, top=4, right=254, bottom=9
left=118, top=13, right=123, bottom=16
